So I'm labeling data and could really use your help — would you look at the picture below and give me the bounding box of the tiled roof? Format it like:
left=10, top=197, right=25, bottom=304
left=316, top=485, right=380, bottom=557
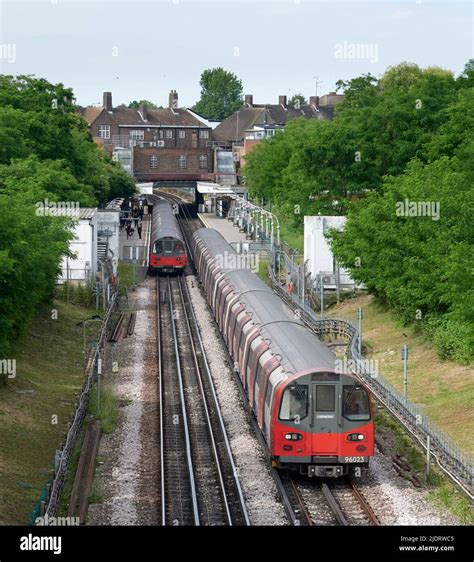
left=212, top=108, right=265, bottom=142
left=213, top=103, right=335, bottom=142
left=76, top=105, right=209, bottom=128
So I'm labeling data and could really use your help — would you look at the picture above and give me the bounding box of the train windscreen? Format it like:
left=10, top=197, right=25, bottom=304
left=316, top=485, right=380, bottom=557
left=342, top=385, right=371, bottom=421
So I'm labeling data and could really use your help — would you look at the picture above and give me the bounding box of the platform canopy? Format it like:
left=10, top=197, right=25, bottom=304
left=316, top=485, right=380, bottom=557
left=197, top=181, right=246, bottom=195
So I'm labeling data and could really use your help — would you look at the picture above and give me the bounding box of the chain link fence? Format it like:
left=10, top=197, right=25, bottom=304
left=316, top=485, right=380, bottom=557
left=34, top=291, right=119, bottom=521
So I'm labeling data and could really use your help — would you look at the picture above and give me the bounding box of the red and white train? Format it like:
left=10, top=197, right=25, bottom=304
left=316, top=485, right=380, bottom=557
left=191, top=228, right=374, bottom=477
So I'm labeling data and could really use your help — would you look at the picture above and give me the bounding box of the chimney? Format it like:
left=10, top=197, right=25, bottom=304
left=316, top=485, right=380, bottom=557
left=309, top=96, right=319, bottom=109
left=140, top=104, right=147, bottom=121
left=169, top=90, right=178, bottom=110
left=279, top=95, right=287, bottom=108
left=103, top=92, right=112, bottom=111
left=245, top=94, right=253, bottom=107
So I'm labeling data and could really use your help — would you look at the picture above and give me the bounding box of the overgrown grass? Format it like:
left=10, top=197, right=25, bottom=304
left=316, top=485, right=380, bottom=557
left=375, top=407, right=473, bottom=524
left=0, top=299, right=100, bottom=524
left=328, top=294, right=474, bottom=455
left=117, top=261, right=136, bottom=291
left=88, top=384, right=119, bottom=434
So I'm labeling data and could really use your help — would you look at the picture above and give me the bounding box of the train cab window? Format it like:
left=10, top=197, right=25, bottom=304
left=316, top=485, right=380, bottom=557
left=174, top=241, right=184, bottom=254
left=342, top=385, right=371, bottom=421
left=315, top=385, right=335, bottom=412
left=164, top=240, right=173, bottom=254
left=154, top=241, right=163, bottom=254
left=279, top=384, right=308, bottom=421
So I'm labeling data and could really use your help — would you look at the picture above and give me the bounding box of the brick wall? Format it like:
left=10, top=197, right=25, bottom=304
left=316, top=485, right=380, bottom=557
left=133, top=147, right=213, bottom=181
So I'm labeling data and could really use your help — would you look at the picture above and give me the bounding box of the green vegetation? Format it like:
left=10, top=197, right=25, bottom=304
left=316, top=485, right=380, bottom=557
left=128, top=99, right=158, bottom=109
left=375, top=407, right=473, bottom=524
left=117, top=261, right=136, bottom=291
left=0, top=299, right=99, bottom=524
left=328, top=295, right=473, bottom=454
left=193, top=67, right=243, bottom=120
left=243, top=61, right=474, bottom=362
left=0, top=75, right=136, bottom=361
left=88, top=384, right=119, bottom=435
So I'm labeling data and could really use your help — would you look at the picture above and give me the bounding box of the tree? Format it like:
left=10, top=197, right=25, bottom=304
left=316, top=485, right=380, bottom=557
left=128, top=99, right=158, bottom=109
left=289, top=93, right=307, bottom=108
left=193, top=68, right=243, bottom=120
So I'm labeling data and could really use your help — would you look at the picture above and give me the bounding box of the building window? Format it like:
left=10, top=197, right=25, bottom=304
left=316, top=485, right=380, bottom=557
left=130, top=130, right=144, bottom=140
left=178, top=155, right=187, bottom=169
left=178, top=130, right=186, bottom=139
left=159, top=130, right=164, bottom=139
left=150, top=155, right=158, bottom=169
left=199, top=155, right=208, bottom=169
left=98, top=125, right=110, bottom=139
left=199, top=130, right=209, bottom=139
left=165, top=130, right=173, bottom=139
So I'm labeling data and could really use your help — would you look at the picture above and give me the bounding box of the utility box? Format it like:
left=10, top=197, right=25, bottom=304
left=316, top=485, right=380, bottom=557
left=304, top=216, right=361, bottom=290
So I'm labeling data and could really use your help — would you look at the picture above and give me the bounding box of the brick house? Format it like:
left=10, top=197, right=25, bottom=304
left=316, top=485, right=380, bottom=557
left=213, top=93, right=344, bottom=162
left=77, top=91, right=214, bottom=183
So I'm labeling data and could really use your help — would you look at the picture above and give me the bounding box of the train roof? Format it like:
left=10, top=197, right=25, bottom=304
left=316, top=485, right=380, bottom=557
left=152, top=198, right=183, bottom=242
left=193, top=228, right=338, bottom=375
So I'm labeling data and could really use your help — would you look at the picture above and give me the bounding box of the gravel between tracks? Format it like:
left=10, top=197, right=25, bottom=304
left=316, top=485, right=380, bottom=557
left=186, top=274, right=287, bottom=525
left=87, top=280, right=159, bottom=525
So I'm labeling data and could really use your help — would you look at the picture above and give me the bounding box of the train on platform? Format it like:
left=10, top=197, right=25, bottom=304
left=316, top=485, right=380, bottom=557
left=191, top=228, right=374, bottom=477
left=149, top=198, right=186, bottom=274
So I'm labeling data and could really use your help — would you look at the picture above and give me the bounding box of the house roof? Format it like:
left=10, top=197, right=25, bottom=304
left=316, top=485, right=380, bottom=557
left=213, top=103, right=335, bottom=142
left=76, top=105, right=210, bottom=128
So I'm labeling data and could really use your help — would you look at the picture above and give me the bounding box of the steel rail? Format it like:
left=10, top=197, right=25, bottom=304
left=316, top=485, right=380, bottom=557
left=166, top=276, right=200, bottom=525
left=178, top=275, right=250, bottom=526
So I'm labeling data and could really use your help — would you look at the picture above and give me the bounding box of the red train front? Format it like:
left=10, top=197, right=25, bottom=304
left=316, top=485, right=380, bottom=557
left=149, top=198, right=186, bottom=274
left=271, top=371, right=374, bottom=476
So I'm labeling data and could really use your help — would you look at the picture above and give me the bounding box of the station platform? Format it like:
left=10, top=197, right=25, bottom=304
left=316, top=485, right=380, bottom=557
left=197, top=213, right=248, bottom=244
left=119, top=214, right=151, bottom=267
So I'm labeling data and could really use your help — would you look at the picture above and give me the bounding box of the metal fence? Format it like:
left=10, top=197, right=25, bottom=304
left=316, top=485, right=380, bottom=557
left=36, top=291, right=119, bottom=520
left=266, top=264, right=474, bottom=499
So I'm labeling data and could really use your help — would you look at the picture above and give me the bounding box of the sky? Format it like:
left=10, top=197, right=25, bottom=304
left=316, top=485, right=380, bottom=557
left=0, top=0, right=472, bottom=108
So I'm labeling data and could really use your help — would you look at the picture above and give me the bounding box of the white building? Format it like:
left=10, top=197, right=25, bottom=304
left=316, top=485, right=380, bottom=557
left=97, top=209, right=120, bottom=276
left=304, top=215, right=360, bottom=290
left=56, top=208, right=98, bottom=284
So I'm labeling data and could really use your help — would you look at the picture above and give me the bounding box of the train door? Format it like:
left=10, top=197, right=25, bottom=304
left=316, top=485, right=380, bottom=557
left=311, top=383, right=339, bottom=455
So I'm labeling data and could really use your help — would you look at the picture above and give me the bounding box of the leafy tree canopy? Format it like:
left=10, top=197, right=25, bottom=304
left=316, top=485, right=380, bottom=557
left=193, top=67, right=244, bottom=121
left=128, top=99, right=159, bottom=109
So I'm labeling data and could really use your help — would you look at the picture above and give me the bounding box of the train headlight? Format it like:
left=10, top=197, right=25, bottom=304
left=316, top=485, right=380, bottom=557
left=177, top=257, right=182, bottom=261
left=347, top=433, right=365, bottom=441
left=285, top=433, right=302, bottom=441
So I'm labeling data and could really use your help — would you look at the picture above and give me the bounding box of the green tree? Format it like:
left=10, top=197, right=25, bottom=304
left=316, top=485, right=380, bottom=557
left=128, top=99, right=159, bottom=109
left=193, top=68, right=243, bottom=120
left=289, top=93, right=307, bottom=108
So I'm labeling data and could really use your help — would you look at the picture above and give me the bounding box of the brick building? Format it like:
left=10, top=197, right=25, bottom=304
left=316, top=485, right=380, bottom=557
left=213, top=92, right=344, bottom=150
left=77, top=91, right=214, bottom=183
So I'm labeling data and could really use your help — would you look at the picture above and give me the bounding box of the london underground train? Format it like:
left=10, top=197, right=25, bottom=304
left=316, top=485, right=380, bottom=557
left=191, top=228, right=374, bottom=477
left=149, top=199, right=186, bottom=274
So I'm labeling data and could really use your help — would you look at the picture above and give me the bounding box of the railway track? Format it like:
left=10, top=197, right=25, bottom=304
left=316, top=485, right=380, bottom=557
left=154, top=192, right=380, bottom=528
left=276, top=470, right=379, bottom=526
left=157, top=274, right=249, bottom=526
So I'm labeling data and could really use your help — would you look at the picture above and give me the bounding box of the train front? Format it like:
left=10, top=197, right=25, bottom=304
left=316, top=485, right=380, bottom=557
left=271, top=371, right=374, bottom=477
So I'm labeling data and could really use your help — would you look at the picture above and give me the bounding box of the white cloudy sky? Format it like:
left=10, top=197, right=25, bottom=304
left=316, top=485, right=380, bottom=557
left=0, top=0, right=472, bottom=107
